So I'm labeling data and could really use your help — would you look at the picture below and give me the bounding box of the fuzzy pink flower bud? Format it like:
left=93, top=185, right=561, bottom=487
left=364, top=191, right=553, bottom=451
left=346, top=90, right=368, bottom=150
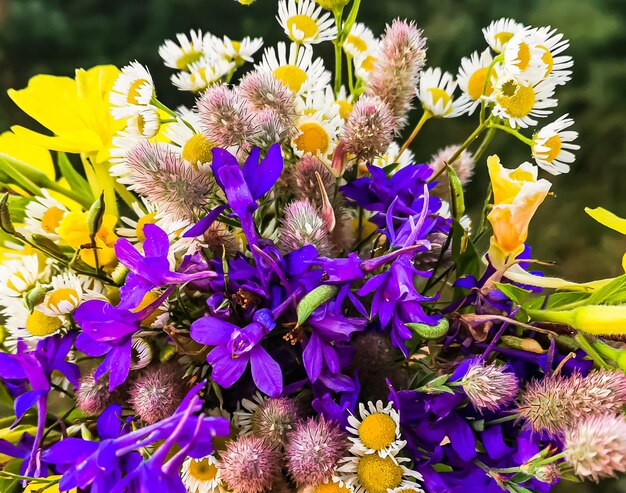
left=129, top=363, right=187, bottom=424
left=238, top=70, right=297, bottom=124
left=219, top=436, right=282, bottom=493
left=459, top=361, right=519, bottom=412
left=278, top=199, right=334, bottom=256
left=428, top=144, right=476, bottom=200
left=75, top=369, right=122, bottom=415
left=249, top=397, right=302, bottom=446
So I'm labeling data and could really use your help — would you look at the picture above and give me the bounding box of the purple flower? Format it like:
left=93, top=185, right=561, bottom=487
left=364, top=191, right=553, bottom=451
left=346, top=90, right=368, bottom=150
left=190, top=308, right=283, bottom=396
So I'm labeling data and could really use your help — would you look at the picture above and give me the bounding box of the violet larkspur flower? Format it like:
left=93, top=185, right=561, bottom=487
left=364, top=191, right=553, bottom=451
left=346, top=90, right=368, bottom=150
left=190, top=308, right=283, bottom=396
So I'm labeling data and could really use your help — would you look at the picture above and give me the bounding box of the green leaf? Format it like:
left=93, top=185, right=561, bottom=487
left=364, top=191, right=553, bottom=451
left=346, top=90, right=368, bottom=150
left=510, top=472, right=534, bottom=483
left=296, top=285, right=339, bottom=327
left=0, top=458, right=23, bottom=493
left=432, top=463, right=454, bottom=473
left=586, top=273, right=626, bottom=305
left=31, top=234, right=66, bottom=259
left=87, top=193, right=106, bottom=238
left=447, top=164, right=465, bottom=219
left=406, top=318, right=449, bottom=340
left=57, top=152, right=93, bottom=201
left=0, top=194, right=27, bottom=242
left=494, top=283, right=533, bottom=306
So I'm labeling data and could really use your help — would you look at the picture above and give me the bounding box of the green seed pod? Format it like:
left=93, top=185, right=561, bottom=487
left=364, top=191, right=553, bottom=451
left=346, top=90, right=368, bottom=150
left=406, top=318, right=450, bottom=340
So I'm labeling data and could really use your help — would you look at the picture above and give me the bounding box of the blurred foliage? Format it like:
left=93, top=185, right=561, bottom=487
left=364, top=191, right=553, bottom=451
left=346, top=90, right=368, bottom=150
left=0, top=1, right=625, bottom=491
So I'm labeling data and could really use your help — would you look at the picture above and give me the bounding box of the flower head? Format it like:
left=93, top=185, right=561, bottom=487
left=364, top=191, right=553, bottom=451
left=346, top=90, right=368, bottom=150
left=219, top=436, right=282, bottom=493
left=279, top=199, right=334, bottom=256
left=344, top=23, right=377, bottom=59
left=428, top=144, right=475, bottom=200
left=159, top=29, right=211, bottom=70
left=532, top=114, right=579, bottom=175
left=75, top=368, right=121, bottom=415
left=110, top=61, right=155, bottom=119
left=418, top=67, right=461, bottom=118
left=458, top=360, right=519, bottom=412
left=286, top=416, right=349, bottom=486
left=129, top=363, right=187, bottom=424
left=290, top=153, right=337, bottom=205
left=346, top=401, right=405, bottom=458
left=277, top=0, right=337, bottom=45
left=181, top=454, right=221, bottom=493
left=238, top=69, right=297, bottom=123
left=456, top=49, right=495, bottom=115
left=564, top=414, right=626, bottom=481
left=171, top=58, right=234, bottom=92
left=483, top=18, right=525, bottom=53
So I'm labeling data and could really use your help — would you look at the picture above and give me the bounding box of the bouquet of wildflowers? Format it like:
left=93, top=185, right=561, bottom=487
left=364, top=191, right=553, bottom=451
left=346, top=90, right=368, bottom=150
left=1, top=0, right=626, bottom=491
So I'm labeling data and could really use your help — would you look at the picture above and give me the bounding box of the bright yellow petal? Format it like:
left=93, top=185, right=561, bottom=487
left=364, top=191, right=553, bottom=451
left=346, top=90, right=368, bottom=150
left=10, top=126, right=102, bottom=154
left=585, top=207, right=626, bottom=235
left=0, top=131, right=54, bottom=179
left=24, top=476, right=76, bottom=493
left=622, top=252, right=626, bottom=273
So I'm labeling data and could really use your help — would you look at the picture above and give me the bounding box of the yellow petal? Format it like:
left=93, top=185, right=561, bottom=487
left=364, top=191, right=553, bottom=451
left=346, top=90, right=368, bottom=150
left=585, top=207, right=626, bottom=235
left=24, top=476, right=76, bottom=493
left=0, top=131, right=54, bottom=180
left=622, top=252, right=626, bottom=273
left=11, top=126, right=102, bottom=154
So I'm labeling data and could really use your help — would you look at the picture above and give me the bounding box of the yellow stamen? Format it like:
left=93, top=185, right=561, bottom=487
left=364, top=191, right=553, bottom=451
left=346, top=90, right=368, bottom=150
left=294, top=122, right=330, bottom=155
left=176, top=51, right=203, bottom=70
left=287, top=15, right=320, bottom=41
left=497, top=81, right=535, bottom=118
left=467, top=68, right=493, bottom=100
left=182, top=133, right=214, bottom=166
left=539, top=46, right=554, bottom=77
left=314, top=482, right=352, bottom=493
left=127, top=79, right=150, bottom=105
left=357, top=454, right=403, bottom=493
left=515, top=42, right=531, bottom=71
left=45, top=288, right=79, bottom=311
left=41, top=206, right=65, bottom=234
left=188, top=458, right=218, bottom=481
left=26, top=310, right=63, bottom=337
left=337, top=100, right=354, bottom=119
left=359, top=55, right=376, bottom=73
left=273, top=65, right=308, bottom=92
left=427, top=87, right=453, bottom=115
left=358, top=413, right=397, bottom=451
left=494, top=31, right=514, bottom=46
left=541, top=135, right=562, bottom=163
left=346, top=34, right=368, bottom=52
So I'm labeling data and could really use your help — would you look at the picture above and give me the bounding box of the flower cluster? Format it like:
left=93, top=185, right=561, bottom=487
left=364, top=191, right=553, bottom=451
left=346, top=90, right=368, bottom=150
left=0, top=1, right=624, bottom=493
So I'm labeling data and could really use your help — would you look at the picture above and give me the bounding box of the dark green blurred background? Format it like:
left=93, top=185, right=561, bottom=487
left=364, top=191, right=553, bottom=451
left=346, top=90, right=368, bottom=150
left=0, top=0, right=625, bottom=491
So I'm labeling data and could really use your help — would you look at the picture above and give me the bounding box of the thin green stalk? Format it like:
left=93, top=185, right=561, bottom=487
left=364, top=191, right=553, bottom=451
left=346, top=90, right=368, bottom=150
left=489, top=123, right=533, bottom=145
left=479, top=54, right=502, bottom=124
left=346, top=55, right=355, bottom=94
left=397, top=111, right=431, bottom=161
left=574, top=332, right=612, bottom=370
left=473, top=127, right=496, bottom=164
left=333, top=10, right=345, bottom=95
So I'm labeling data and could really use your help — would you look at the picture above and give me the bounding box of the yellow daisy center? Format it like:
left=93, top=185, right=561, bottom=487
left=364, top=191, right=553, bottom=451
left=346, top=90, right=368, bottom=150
left=539, top=45, right=554, bottom=77
left=26, top=310, right=63, bottom=337
left=135, top=213, right=157, bottom=242
left=288, top=15, right=320, bottom=41
left=427, top=87, right=453, bottom=115
left=494, top=31, right=514, bottom=47
left=314, top=482, right=352, bottom=493
left=231, top=40, right=242, bottom=54
left=337, top=100, right=354, bottom=119
left=357, top=454, right=403, bottom=493
left=359, top=55, right=376, bottom=73
left=45, top=288, right=79, bottom=311
left=273, top=65, right=308, bottom=92
left=188, top=458, right=218, bottom=481
left=346, top=34, right=368, bottom=53
left=358, top=412, right=397, bottom=451
left=176, top=50, right=203, bottom=70
left=497, top=81, right=536, bottom=118
left=294, top=122, right=330, bottom=155
left=514, top=42, right=531, bottom=71
left=541, top=134, right=563, bottom=163
left=467, top=67, right=493, bottom=100
left=182, top=133, right=214, bottom=165
left=127, top=79, right=150, bottom=105
left=41, top=206, right=65, bottom=234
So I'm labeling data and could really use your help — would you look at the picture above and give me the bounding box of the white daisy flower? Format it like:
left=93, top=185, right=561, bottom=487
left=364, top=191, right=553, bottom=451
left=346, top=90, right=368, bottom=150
left=257, top=42, right=331, bottom=94
left=532, top=114, right=579, bottom=175
left=209, top=35, right=264, bottom=65
left=110, top=61, right=155, bottom=119
left=456, top=49, right=495, bottom=116
left=297, top=86, right=342, bottom=121
left=503, top=28, right=549, bottom=85
left=110, top=130, right=143, bottom=168
left=353, top=50, right=377, bottom=82
left=0, top=254, right=41, bottom=298
left=336, top=448, right=423, bottom=493
left=343, top=22, right=377, bottom=59
left=159, top=29, right=212, bottom=71
left=171, top=58, right=235, bottom=92
left=22, top=191, right=68, bottom=241
left=181, top=454, right=221, bottom=493
left=37, top=272, right=84, bottom=317
left=492, top=70, right=557, bottom=128
left=334, top=86, right=354, bottom=119
left=125, top=107, right=160, bottom=139
left=483, top=18, right=525, bottom=53
left=372, top=142, right=415, bottom=171
left=277, top=0, right=337, bottom=45
left=2, top=300, right=64, bottom=345
left=233, top=391, right=267, bottom=435
left=346, top=401, right=406, bottom=458
left=388, top=485, right=425, bottom=493
left=164, top=112, right=217, bottom=166
left=534, top=26, right=573, bottom=86
left=292, top=110, right=342, bottom=162
left=417, top=67, right=462, bottom=118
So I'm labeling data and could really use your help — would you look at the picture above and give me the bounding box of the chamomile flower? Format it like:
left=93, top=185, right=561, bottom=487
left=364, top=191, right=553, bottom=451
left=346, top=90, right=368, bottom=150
left=233, top=391, right=267, bottom=435
left=277, top=0, right=337, bottom=45
left=343, top=23, right=377, bottom=59
left=257, top=42, right=331, bottom=94
left=346, top=401, right=406, bottom=458
left=388, top=485, right=425, bottom=493
left=110, top=61, right=155, bottom=119
left=353, top=50, right=377, bottom=82
left=22, top=191, right=68, bottom=241
left=165, top=113, right=217, bottom=167
left=456, top=49, right=495, bottom=116
left=2, top=301, right=64, bottom=343
left=181, top=454, right=221, bottom=493
left=334, top=86, right=354, bottom=119
left=532, top=114, right=579, bottom=175
left=492, top=70, right=557, bottom=128
left=372, top=142, right=415, bottom=171
left=292, top=110, right=342, bottom=162
left=336, top=450, right=423, bottom=493
left=125, top=107, right=160, bottom=139
left=503, top=28, right=548, bottom=85
left=534, top=26, right=573, bottom=85
left=483, top=18, right=525, bottom=53
left=298, top=86, right=342, bottom=120
left=417, top=67, right=462, bottom=118
left=159, top=29, right=212, bottom=70
left=37, top=272, right=83, bottom=317
left=171, top=58, right=234, bottom=92
left=0, top=254, right=42, bottom=298
left=209, top=35, right=264, bottom=65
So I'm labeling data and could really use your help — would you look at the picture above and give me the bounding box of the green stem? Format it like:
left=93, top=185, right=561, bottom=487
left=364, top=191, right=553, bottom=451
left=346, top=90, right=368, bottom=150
left=397, top=111, right=431, bottom=161
left=0, top=471, right=59, bottom=484
left=489, top=123, right=533, bottom=145
left=473, top=127, right=496, bottom=164
left=574, top=332, right=612, bottom=370
left=479, top=54, right=502, bottom=124
left=346, top=55, right=355, bottom=94
left=592, top=340, right=626, bottom=371
left=485, top=413, right=520, bottom=425
left=333, top=10, right=345, bottom=95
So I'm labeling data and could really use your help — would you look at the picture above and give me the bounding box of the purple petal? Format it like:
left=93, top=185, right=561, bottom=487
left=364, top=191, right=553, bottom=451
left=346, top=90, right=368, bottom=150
left=42, top=438, right=98, bottom=465
left=190, top=317, right=235, bottom=346
left=249, top=346, right=282, bottom=397
left=97, top=405, right=123, bottom=440
left=75, top=332, right=110, bottom=357
left=0, top=354, right=26, bottom=379
left=207, top=345, right=248, bottom=388
left=114, top=238, right=144, bottom=272
left=141, top=224, right=170, bottom=258
left=211, top=148, right=239, bottom=189
left=303, top=332, right=323, bottom=382
left=98, top=340, right=132, bottom=391
left=14, top=391, right=42, bottom=421
left=183, top=205, right=228, bottom=238
left=245, top=144, right=283, bottom=200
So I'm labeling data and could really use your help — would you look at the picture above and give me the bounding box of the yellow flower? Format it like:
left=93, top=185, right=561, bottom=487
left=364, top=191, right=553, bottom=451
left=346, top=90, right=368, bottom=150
left=585, top=207, right=626, bottom=272
left=58, top=211, right=118, bottom=269
left=24, top=476, right=76, bottom=493
left=486, top=155, right=551, bottom=260
left=527, top=305, right=626, bottom=336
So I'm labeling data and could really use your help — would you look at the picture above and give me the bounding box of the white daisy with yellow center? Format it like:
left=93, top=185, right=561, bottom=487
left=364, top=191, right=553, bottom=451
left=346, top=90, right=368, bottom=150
left=2, top=301, right=64, bottom=344
left=417, top=67, right=462, bottom=118
left=209, top=36, right=264, bottom=65
left=292, top=110, right=342, bottom=162
left=483, top=18, right=525, bottom=54
left=353, top=50, right=377, bottom=83
left=304, top=477, right=355, bottom=493
left=165, top=112, right=217, bottom=167
left=533, top=26, right=573, bottom=86
left=257, top=42, right=331, bottom=95
left=492, top=70, right=557, bottom=128
left=343, top=23, right=377, bottom=59
left=0, top=254, right=41, bottom=298
left=159, top=29, right=212, bottom=71
left=181, top=454, right=221, bottom=493
left=456, top=49, right=496, bottom=116
left=532, top=114, right=579, bottom=175
left=336, top=449, right=423, bottom=493
left=233, top=391, right=267, bottom=435
left=503, top=28, right=549, bottom=86
left=171, top=58, right=235, bottom=93
left=278, top=0, right=337, bottom=45
left=23, top=191, right=68, bottom=241
left=346, top=401, right=406, bottom=458
left=125, top=107, right=160, bottom=139
left=373, top=142, right=415, bottom=171
left=298, top=86, right=342, bottom=120
left=334, top=86, right=354, bottom=120
left=110, top=61, right=155, bottom=119
left=38, top=272, right=83, bottom=317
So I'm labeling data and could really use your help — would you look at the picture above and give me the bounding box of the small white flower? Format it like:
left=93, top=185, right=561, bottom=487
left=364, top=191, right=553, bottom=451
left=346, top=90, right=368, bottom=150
left=346, top=400, right=406, bottom=458
left=171, top=58, right=235, bottom=92
left=503, top=28, right=549, bottom=85
left=0, top=254, right=41, bottom=298
left=208, top=35, right=264, bottom=64
left=180, top=454, right=221, bottom=493
left=533, top=26, right=573, bottom=86
left=483, top=18, right=525, bottom=53
left=110, top=61, right=155, bottom=119
left=159, top=29, right=213, bottom=70
left=292, top=110, right=342, bottom=162
left=22, top=191, right=68, bottom=241
left=417, top=67, right=462, bottom=118
left=372, top=142, right=415, bottom=171
left=125, top=107, right=160, bottom=139
left=277, top=0, right=337, bottom=45
left=343, top=22, right=377, bottom=59
left=456, top=49, right=495, bottom=116
left=532, top=114, right=579, bottom=175
left=37, top=272, right=84, bottom=317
